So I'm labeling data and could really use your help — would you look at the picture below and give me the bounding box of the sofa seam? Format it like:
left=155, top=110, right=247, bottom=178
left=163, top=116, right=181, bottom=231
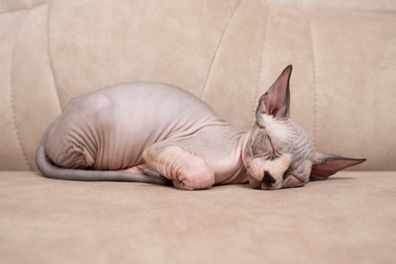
left=46, top=0, right=63, bottom=112
left=250, top=0, right=269, bottom=126
left=0, top=1, right=48, bottom=14
left=9, top=10, right=33, bottom=170
left=200, top=0, right=242, bottom=100
left=307, top=14, right=318, bottom=147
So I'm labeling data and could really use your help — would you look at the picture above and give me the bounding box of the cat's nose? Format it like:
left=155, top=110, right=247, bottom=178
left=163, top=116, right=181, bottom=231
left=262, top=171, right=276, bottom=187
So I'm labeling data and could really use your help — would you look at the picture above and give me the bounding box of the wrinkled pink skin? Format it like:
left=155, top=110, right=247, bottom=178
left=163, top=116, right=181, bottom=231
left=46, top=82, right=252, bottom=190
left=44, top=65, right=366, bottom=190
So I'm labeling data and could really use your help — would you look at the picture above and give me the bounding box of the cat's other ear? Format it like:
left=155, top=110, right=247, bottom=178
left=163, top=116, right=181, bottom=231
left=310, top=152, right=366, bottom=181
left=256, top=65, right=292, bottom=119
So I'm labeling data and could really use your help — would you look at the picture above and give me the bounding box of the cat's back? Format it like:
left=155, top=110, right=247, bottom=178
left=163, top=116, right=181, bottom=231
left=47, top=82, right=222, bottom=170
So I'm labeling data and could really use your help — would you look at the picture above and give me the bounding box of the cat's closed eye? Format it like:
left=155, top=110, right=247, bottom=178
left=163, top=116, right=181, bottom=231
left=251, top=130, right=274, bottom=158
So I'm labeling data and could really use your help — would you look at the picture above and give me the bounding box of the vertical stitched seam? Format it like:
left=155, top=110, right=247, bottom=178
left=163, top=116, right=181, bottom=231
left=200, top=0, right=242, bottom=99
left=251, top=0, right=269, bottom=126
left=308, top=14, right=318, bottom=147
left=10, top=11, right=32, bottom=170
left=0, top=2, right=48, bottom=14
left=46, top=0, right=63, bottom=112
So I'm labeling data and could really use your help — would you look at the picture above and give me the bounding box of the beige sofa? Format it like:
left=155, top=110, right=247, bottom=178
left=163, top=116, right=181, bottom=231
left=1, top=0, right=395, bottom=263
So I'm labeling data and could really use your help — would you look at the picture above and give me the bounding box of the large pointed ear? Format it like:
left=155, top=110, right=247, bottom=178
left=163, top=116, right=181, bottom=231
left=256, top=65, right=292, bottom=119
left=310, top=152, right=366, bottom=181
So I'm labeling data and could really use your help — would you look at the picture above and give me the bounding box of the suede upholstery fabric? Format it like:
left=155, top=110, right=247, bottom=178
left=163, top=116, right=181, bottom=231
left=1, top=171, right=395, bottom=263
left=0, top=0, right=395, bottom=263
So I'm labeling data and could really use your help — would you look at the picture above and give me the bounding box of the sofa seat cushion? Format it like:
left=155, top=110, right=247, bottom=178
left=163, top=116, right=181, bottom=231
left=1, top=171, right=395, bottom=263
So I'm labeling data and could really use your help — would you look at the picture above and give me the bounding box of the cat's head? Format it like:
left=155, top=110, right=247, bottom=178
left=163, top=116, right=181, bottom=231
left=243, top=65, right=365, bottom=190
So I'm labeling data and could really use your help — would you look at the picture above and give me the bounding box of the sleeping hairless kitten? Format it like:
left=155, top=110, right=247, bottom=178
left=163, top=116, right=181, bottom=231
left=36, top=65, right=365, bottom=190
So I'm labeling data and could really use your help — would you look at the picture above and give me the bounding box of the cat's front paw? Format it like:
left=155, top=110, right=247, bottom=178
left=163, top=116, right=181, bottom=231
left=171, top=154, right=215, bottom=191
left=282, top=175, right=305, bottom=188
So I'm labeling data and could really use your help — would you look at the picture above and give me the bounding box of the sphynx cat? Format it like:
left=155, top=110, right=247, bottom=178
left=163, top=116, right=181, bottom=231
left=36, top=65, right=365, bottom=190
